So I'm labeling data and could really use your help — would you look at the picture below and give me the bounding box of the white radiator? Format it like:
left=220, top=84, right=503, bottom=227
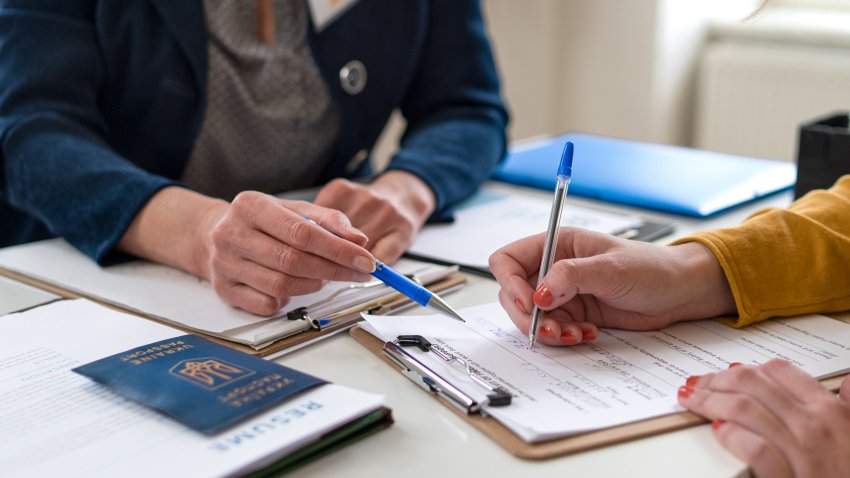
left=694, top=37, right=850, bottom=162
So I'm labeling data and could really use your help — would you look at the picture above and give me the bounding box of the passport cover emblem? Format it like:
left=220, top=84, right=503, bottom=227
left=170, top=358, right=255, bottom=390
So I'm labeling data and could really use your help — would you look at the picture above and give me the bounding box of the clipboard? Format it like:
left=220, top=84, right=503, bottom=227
left=350, top=326, right=848, bottom=460
left=0, top=264, right=466, bottom=358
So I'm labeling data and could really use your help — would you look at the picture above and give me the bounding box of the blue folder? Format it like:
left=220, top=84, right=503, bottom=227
left=492, top=132, right=797, bottom=217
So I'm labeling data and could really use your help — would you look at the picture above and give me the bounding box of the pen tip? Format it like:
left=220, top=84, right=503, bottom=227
left=429, top=295, right=466, bottom=322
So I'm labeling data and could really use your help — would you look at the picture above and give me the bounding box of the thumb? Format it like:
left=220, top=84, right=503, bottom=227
left=535, top=255, right=619, bottom=310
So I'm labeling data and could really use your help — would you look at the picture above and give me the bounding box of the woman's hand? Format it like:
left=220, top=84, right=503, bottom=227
left=120, top=187, right=375, bottom=316
left=314, top=171, right=435, bottom=263
left=489, top=227, right=736, bottom=346
left=678, top=360, right=850, bottom=478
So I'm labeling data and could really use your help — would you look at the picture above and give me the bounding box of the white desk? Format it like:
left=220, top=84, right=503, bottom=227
left=280, top=184, right=794, bottom=478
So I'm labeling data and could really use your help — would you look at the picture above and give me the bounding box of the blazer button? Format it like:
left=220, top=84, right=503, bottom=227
left=346, top=149, right=370, bottom=174
left=339, top=60, right=367, bottom=95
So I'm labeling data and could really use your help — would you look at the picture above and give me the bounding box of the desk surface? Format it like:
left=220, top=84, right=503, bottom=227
left=278, top=183, right=794, bottom=478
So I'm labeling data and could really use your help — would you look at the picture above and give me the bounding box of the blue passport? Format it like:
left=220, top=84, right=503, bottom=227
left=73, top=334, right=326, bottom=435
left=492, top=132, right=796, bottom=217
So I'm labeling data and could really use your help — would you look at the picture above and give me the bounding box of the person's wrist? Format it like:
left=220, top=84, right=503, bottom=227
left=371, top=170, right=436, bottom=225
left=673, top=242, right=737, bottom=319
left=192, top=199, right=229, bottom=279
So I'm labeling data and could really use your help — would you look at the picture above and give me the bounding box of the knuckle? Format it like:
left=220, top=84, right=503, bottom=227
left=267, top=273, right=291, bottom=297
left=254, top=296, right=281, bottom=316
left=300, top=279, right=324, bottom=295
left=328, top=209, right=349, bottom=225
left=276, top=247, right=299, bottom=273
left=727, top=396, right=754, bottom=417
left=231, top=191, right=259, bottom=210
left=728, top=366, right=758, bottom=386
left=762, top=358, right=793, bottom=375
left=209, top=255, right=229, bottom=274
left=328, top=178, right=352, bottom=190
left=286, top=220, right=314, bottom=250
left=549, top=260, right=574, bottom=282
left=212, top=280, right=234, bottom=303
left=210, top=221, right=230, bottom=248
left=747, top=437, right=772, bottom=460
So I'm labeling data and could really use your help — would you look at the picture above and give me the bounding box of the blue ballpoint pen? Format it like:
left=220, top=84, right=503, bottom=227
left=301, top=216, right=466, bottom=322
left=371, top=260, right=465, bottom=322
left=528, top=141, right=574, bottom=349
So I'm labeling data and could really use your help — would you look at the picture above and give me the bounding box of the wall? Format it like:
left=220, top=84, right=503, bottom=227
left=372, top=0, right=757, bottom=169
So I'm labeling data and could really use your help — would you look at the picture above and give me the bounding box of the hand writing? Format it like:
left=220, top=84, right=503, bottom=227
left=489, top=228, right=736, bottom=346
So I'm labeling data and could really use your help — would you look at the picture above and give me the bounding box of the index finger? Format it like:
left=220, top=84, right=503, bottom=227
left=489, top=232, right=547, bottom=283
left=250, top=199, right=376, bottom=273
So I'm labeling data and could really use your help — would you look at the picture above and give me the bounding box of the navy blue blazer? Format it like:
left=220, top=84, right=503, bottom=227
left=0, top=0, right=508, bottom=262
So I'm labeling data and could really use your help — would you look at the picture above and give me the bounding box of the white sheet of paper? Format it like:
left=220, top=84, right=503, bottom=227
left=0, top=275, right=58, bottom=315
left=0, top=300, right=385, bottom=478
left=0, top=239, right=451, bottom=346
left=363, top=303, right=850, bottom=442
left=408, top=190, right=643, bottom=270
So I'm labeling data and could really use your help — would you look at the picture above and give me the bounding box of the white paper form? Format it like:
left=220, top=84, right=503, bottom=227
left=0, top=239, right=452, bottom=346
left=0, top=300, right=386, bottom=478
left=0, top=275, right=58, bottom=315
left=363, top=303, right=850, bottom=443
left=408, top=189, right=643, bottom=270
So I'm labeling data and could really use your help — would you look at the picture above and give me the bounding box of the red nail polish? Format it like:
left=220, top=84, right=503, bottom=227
left=685, top=375, right=700, bottom=388
left=539, top=326, right=554, bottom=338
left=728, top=362, right=743, bottom=368
left=712, top=419, right=725, bottom=430
left=533, top=284, right=553, bottom=308
left=581, top=328, right=596, bottom=341
left=677, top=386, right=692, bottom=399
left=559, top=330, right=577, bottom=344
left=515, top=298, right=527, bottom=312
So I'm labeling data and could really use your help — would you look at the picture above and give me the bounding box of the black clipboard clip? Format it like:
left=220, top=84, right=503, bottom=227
left=382, top=335, right=512, bottom=414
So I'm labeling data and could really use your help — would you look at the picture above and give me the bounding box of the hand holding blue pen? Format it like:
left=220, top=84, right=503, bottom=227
left=528, top=141, right=574, bottom=349
left=303, top=216, right=466, bottom=322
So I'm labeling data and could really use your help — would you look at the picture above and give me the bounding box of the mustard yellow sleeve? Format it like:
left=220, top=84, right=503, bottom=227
left=672, top=175, right=850, bottom=327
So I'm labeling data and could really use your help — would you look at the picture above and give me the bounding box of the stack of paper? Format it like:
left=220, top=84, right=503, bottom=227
left=0, top=239, right=455, bottom=349
left=0, top=300, right=391, bottom=477
left=408, top=187, right=660, bottom=273
left=362, top=303, right=850, bottom=443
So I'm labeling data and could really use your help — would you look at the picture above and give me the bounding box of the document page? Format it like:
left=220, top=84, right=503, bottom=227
left=0, top=239, right=450, bottom=346
left=0, top=275, right=58, bottom=315
left=363, top=303, right=850, bottom=442
left=408, top=188, right=644, bottom=270
left=0, top=300, right=385, bottom=478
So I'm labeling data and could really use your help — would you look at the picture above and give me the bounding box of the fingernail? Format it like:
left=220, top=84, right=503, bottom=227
left=353, top=256, right=376, bottom=273
left=685, top=375, right=700, bottom=388
left=581, top=328, right=596, bottom=341
left=533, top=284, right=553, bottom=308
left=515, top=298, right=527, bottom=313
left=712, top=419, right=725, bottom=430
left=677, top=385, right=693, bottom=399
left=539, top=326, right=554, bottom=338
left=559, top=330, right=577, bottom=345
left=728, top=362, right=743, bottom=369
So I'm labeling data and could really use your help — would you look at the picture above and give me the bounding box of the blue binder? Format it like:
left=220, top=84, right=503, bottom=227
left=492, top=132, right=797, bottom=217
